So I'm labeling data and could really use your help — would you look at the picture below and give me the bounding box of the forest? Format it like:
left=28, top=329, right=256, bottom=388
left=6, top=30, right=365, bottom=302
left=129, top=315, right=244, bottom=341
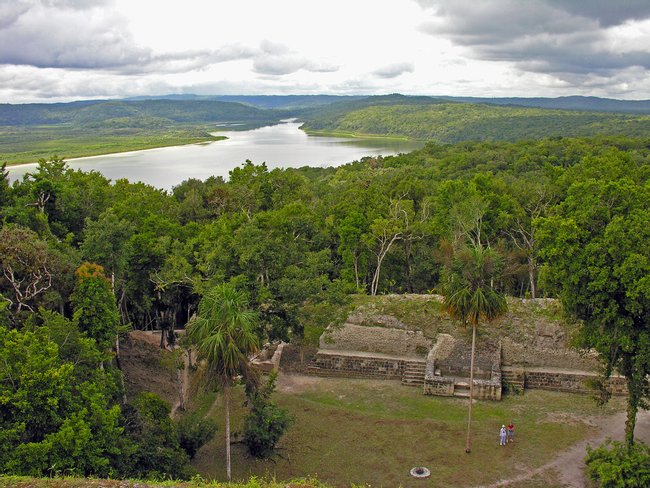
left=1, top=133, right=650, bottom=480
left=299, top=94, right=650, bottom=141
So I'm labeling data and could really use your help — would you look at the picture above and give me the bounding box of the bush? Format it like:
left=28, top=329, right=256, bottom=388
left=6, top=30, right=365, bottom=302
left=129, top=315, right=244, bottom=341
left=586, top=440, right=650, bottom=487
left=243, top=371, right=294, bottom=458
left=177, top=416, right=218, bottom=459
left=121, top=393, right=193, bottom=480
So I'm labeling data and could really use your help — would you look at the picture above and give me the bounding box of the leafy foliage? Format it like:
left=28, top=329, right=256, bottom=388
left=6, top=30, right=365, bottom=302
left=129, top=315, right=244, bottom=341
left=586, top=441, right=650, bottom=487
left=71, top=263, right=120, bottom=353
left=301, top=96, right=650, bottom=142
left=0, top=324, right=122, bottom=477
left=120, top=393, right=192, bottom=480
left=177, top=416, right=218, bottom=459
left=243, top=372, right=294, bottom=458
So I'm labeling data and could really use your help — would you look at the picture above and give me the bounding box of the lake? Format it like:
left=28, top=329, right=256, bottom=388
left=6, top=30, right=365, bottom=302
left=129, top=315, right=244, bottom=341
left=7, top=122, right=423, bottom=190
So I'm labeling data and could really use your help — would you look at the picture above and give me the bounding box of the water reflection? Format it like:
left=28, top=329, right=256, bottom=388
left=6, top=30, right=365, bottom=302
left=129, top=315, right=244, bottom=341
left=7, top=122, right=423, bottom=190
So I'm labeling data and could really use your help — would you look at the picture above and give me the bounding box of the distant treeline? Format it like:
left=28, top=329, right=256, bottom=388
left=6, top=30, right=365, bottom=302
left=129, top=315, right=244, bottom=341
left=299, top=94, right=650, bottom=141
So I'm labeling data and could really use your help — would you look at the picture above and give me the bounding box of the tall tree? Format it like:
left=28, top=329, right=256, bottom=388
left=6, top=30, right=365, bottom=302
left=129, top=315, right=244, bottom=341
left=367, top=198, right=414, bottom=295
left=185, top=283, right=259, bottom=481
left=0, top=226, right=56, bottom=314
left=71, top=263, right=120, bottom=368
left=538, top=175, right=650, bottom=447
left=441, top=244, right=507, bottom=453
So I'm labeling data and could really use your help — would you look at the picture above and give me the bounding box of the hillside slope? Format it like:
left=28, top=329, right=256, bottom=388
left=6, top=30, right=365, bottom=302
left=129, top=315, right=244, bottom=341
left=300, top=94, right=650, bottom=142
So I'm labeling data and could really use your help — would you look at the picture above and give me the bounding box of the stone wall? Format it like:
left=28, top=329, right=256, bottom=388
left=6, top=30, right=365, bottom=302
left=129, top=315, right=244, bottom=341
left=310, top=351, right=405, bottom=379
left=427, top=334, right=500, bottom=380
left=320, top=323, right=432, bottom=358
left=423, top=376, right=454, bottom=396
left=501, top=366, right=627, bottom=395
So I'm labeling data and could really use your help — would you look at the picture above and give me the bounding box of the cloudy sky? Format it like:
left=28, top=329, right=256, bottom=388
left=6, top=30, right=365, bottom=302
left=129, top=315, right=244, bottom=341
left=2, top=0, right=650, bottom=103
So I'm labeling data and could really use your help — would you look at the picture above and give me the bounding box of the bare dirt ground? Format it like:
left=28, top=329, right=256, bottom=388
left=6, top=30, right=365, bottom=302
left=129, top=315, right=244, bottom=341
left=276, top=372, right=650, bottom=488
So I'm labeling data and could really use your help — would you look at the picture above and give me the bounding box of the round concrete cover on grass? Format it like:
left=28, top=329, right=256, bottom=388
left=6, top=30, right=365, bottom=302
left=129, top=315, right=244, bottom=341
left=410, top=466, right=431, bottom=478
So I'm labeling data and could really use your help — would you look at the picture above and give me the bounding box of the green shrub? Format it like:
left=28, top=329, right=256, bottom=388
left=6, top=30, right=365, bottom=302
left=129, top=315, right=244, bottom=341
left=177, top=416, right=218, bottom=459
left=243, top=372, right=294, bottom=458
left=586, top=440, right=650, bottom=487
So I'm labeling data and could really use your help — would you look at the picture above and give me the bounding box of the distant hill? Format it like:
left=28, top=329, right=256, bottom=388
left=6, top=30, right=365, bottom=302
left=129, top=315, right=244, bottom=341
left=300, top=94, right=650, bottom=142
left=126, top=94, right=366, bottom=110
left=437, top=95, right=650, bottom=114
left=0, top=99, right=283, bottom=127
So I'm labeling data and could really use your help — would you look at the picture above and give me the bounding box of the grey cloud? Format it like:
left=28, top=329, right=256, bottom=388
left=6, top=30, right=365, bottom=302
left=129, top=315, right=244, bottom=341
left=253, top=55, right=308, bottom=76
left=253, top=42, right=339, bottom=76
left=417, top=0, right=650, bottom=77
left=372, top=62, right=414, bottom=79
left=545, top=0, right=650, bottom=27
left=416, top=0, right=650, bottom=26
left=0, top=1, right=257, bottom=73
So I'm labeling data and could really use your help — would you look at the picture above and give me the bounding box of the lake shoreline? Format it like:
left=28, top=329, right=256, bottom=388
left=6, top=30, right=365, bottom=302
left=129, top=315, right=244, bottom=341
left=6, top=122, right=423, bottom=189
left=3, top=135, right=228, bottom=168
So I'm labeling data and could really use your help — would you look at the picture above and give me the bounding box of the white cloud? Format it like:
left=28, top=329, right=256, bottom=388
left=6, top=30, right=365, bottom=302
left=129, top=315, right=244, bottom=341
left=2, top=0, right=650, bottom=102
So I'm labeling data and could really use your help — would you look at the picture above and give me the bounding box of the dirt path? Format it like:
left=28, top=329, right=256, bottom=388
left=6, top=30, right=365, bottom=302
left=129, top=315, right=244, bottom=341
left=481, top=408, right=650, bottom=488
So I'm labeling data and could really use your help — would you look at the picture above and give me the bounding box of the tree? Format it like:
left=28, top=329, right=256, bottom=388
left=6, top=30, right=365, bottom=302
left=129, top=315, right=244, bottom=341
left=243, top=371, right=293, bottom=458
left=0, top=162, right=11, bottom=214
left=0, top=226, right=55, bottom=314
left=586, top=440, right=650, bottom=487
left=366, top=198, right=414, bottom=295
left=185, top=283, right=259, bottom=481
left=440, top=244, right=507, bottom=453
left=71, top=263, right=120, bottom=366
left=538, top=176, right=650, bottom=447
left=120, top=393, right=192, bottom=480
left=0, top=324, right=123, bottom=477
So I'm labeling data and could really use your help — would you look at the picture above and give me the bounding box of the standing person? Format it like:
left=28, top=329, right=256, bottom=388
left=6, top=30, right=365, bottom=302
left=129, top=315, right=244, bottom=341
left=499, top=425, right=507, bottom=446
left=507, top=422, right=515, bottom=443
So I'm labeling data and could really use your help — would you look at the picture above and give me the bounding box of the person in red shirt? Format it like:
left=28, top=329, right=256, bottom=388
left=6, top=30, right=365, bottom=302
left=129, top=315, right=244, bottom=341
left=507, top=422, right=515, bottom=443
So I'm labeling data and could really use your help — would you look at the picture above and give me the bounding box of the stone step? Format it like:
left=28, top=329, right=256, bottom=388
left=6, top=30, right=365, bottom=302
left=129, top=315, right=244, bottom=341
left=403, top=361, right=426, bottom=367
left=403, top=368, right=425, bottom=374
left=402, top=378, right=425, bottom=384
left=404, top=368, right=426, bottom=375
left=402, top=376, right=425, bottom=383
left=402, top=374, right=424, bottom=379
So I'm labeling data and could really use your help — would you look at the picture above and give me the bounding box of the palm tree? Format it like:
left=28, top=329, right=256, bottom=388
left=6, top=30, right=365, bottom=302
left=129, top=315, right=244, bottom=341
left=186, top=283, right=259, bottom=481
left=441, top=245, right=507, bottom=454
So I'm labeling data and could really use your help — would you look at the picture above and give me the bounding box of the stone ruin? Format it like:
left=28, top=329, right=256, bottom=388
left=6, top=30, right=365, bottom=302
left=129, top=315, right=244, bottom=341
left=308, top=304, right=627, bottom=400
left=424, top=334, right=502, bottom=400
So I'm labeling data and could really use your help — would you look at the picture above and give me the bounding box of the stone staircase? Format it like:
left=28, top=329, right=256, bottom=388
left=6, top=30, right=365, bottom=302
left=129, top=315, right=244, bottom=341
left=401, top=360, right=426, bottom=387
left=453, top=381, right=471, bottom=398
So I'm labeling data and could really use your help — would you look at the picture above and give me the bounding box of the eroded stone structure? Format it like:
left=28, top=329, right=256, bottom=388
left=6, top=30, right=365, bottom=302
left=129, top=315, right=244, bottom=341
left=423, top=334, right=502, bottom=400
left=308, top=300, right=627, bottom=400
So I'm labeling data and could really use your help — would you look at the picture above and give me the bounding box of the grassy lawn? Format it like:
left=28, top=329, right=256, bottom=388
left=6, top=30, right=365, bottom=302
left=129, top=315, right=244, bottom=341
left=192, top=375, right=622, bottom=487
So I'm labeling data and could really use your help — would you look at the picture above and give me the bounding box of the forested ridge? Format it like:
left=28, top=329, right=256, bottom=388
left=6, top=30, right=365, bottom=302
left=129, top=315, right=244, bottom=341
left=300, top=94, right=650, bottom=141
left=1, top=133, right=650, bottom=480
left=6, top=94, right=650, bottom=165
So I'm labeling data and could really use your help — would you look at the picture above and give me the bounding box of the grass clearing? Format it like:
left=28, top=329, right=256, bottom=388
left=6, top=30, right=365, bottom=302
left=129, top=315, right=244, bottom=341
left=0, top=125, right=224, bottom=165
left=192, top=375, right=623, bottom=487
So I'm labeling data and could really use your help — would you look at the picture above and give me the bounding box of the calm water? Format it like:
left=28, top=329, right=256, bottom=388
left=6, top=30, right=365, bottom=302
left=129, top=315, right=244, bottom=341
left=7, top=122, right=423, bottom=190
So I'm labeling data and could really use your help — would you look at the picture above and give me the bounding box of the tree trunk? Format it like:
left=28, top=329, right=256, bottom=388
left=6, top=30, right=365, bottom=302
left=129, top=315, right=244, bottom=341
left=225, top=381, right=232, bottom=481
left=177, top=351, right=188, bottom=412
left=465, top=323, right=477, bottom=454
left=528, top=257, right=537, bottom=299
left=625, top=375, right=640, bottom=448
left=353, top=253, right=360, bottom=290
